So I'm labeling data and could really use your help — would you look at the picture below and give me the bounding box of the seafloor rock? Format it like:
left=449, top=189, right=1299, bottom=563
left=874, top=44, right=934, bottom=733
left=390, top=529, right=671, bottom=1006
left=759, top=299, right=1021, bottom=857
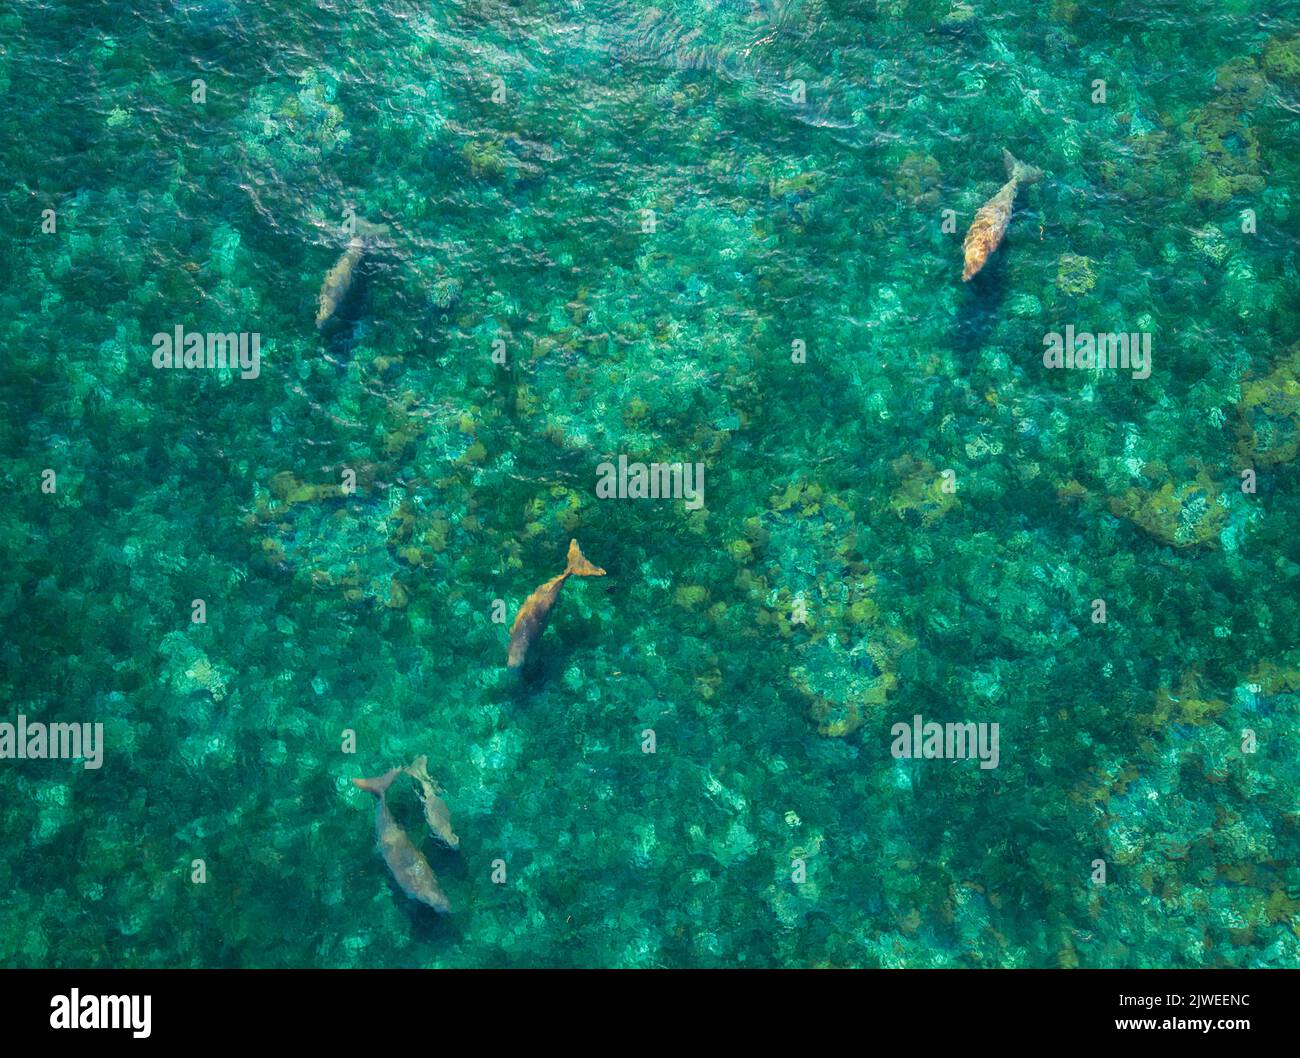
left=885, top=151, right=941, bottom=208
left=750, top=477, right=916, bottom=736
left=1099, top=131, right=1175, bottom=205
left=159, top=631, right=234, bottom=701
left=1142, top=671, right=1228, bottom=728
left=792, top=628, right=914, bottom=737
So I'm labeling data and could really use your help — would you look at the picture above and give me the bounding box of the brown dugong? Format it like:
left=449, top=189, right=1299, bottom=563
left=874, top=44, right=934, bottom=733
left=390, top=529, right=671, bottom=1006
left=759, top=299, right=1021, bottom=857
left=405, top=755, right=459, bottom=850
left=962, top=149, right=1042, bottom=281
left=507, top=539, right=605, bottom=669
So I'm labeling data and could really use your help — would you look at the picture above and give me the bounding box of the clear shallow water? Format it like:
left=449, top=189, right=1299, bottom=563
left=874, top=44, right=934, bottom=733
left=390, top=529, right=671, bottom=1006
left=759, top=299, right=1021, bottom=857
left=2, top=0, right=1300, bottom=967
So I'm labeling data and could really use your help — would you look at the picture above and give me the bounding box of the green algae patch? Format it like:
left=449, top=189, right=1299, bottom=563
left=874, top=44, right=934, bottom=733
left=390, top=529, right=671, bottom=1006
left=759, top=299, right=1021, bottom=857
left=1184, top=60, right=1267, bottom=208
left=1236, top=346, right=1300, bottom=467
left=1055, top=253, right=1096, bottom=296
left=462, top=138, right=507, bottom=179
left=887, top=456, right=960, bottom=526
left=1108, top=469, right=1227, bottom=549
left=1263, top=34, right=1300, bottom=86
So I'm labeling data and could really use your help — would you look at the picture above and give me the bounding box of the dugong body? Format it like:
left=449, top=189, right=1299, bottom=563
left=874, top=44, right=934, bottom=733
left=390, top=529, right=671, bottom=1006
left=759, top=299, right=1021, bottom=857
left=316, top=236, right=366, bottom=328
left=962, top=150, right=1042, bottom=281
left=405, top=755, right=460, bottom=850
left=315, top=219, right=391, bottom=328
left=507, top=539, right=605, bottom=669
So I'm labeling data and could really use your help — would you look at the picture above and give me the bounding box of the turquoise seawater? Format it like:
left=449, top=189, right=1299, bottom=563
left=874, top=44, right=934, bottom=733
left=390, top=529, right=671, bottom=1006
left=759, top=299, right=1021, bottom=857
left=3, top=0, right=1300, bottom=968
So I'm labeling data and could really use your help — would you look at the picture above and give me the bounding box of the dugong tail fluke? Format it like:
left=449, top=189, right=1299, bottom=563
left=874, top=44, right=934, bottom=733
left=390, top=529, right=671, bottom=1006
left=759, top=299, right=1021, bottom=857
left=961, top=149, right=1042, bottom=282
left=353, top=767, right=401, bottom=798
left=564, top=538, right=605, bottom=578
left=1002, top=149, right=1042, bottom=187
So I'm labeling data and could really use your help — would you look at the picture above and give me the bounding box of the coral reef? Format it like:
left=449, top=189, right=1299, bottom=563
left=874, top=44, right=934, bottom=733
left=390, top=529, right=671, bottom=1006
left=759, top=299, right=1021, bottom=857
left=1262, top=34, right=1300, bottom=86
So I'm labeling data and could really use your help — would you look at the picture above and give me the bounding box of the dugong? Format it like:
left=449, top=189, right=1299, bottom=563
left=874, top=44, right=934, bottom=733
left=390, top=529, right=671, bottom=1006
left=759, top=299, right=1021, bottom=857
left=405, top=755, right=459, bottom=850
left=315, top=219, right=390, bottom=328
left=962, top=150, right=1043, bottom=281
left=353, top=768, right=451, bottom=914
left=507, top=539, right=605, bottom=669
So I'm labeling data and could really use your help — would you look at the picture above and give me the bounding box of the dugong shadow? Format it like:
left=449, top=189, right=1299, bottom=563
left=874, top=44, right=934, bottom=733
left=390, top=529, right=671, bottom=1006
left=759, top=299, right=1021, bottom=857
left=950, top=253, right=1010, bottom=378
